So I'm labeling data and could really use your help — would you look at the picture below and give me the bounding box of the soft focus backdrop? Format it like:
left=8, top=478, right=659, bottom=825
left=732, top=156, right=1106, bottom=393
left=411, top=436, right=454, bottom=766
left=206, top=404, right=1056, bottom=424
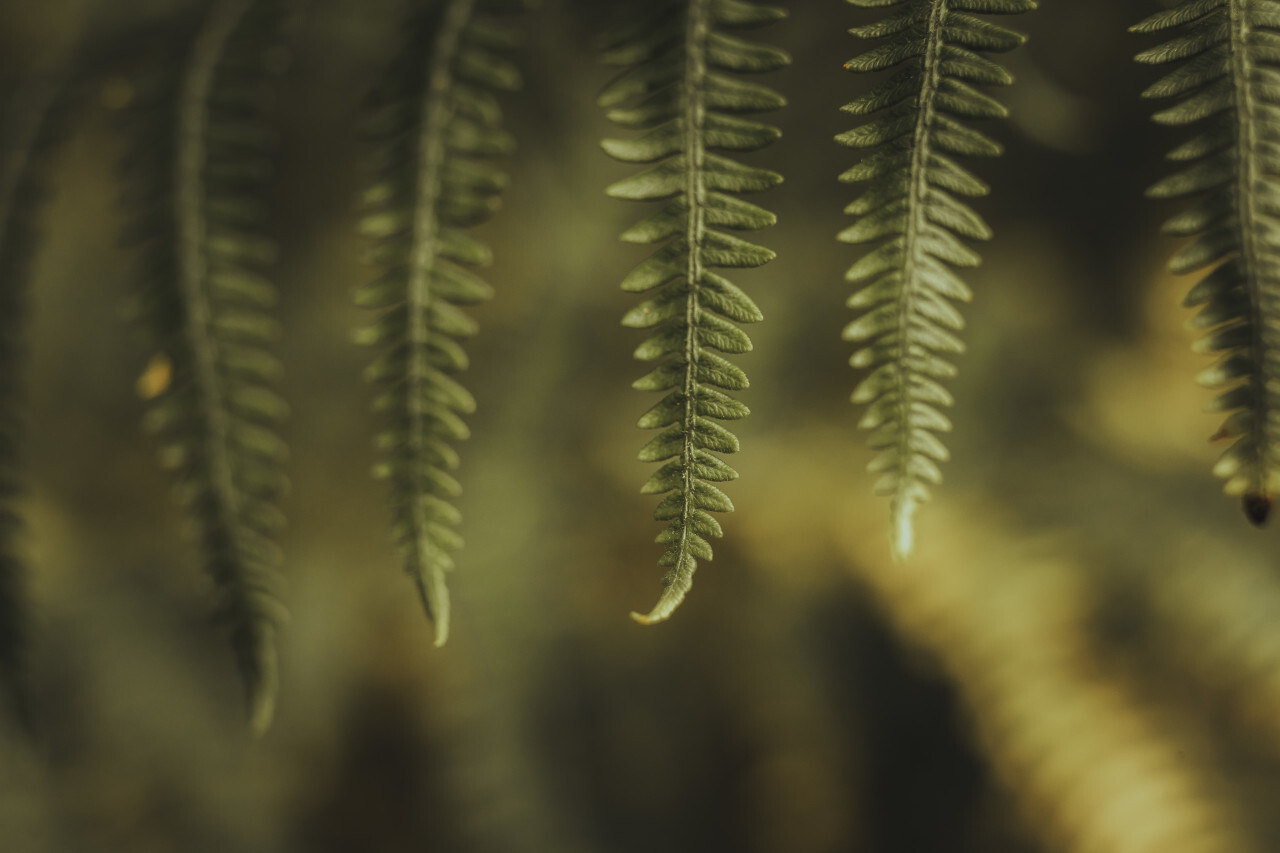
left=3, top=0, right=1279, bottom=851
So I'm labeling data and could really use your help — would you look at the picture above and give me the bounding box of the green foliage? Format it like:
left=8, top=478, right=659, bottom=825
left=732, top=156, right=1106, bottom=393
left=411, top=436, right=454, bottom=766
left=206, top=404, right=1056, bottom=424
left=601, top=0, right=787, bottom=624
left=15, top=4, right=1280, bottom=849
left=1134, top=0, right=1280, bottom=525
left=0, top=74, right=68, bottom=730
left=357, top=0, right=522, bottom=647
left=121, top=0, right=290, bottom=734
left=838, top=0, right=1033, bottom=559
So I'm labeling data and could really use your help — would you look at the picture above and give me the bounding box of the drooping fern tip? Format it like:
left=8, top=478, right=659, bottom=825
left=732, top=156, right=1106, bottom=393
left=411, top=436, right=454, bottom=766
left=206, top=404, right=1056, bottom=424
left=600, top=0, right=788, bottom=624
left=1133, top=0, right=1280, bottom=527
left=838, top=0, right=1034, bottom=560
left=358, top=0, right=524, bottom=646
left=121, top=0, right=292, bottom=733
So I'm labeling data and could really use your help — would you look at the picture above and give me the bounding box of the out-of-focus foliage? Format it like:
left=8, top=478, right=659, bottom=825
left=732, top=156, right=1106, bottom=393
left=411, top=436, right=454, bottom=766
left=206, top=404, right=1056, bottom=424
left=120, top=0, right=292, bottom=735
left=0, top=48, right=69, bottom=734
left=2, top=1, right=1280, bottom=852
left=1135, top=0, right=1280, bottom=525
left=357, top=0, right=523, bottom=648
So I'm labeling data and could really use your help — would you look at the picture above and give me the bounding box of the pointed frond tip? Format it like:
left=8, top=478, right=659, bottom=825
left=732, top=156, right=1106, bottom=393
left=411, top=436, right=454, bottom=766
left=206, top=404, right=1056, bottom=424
left=604, top=0, right=786, bottom=622
left=1136, top=0, right=1280, bottom=522
left=629, top=572, right=693, bottom=626
left=359, top=0, right=524, bottom=644
left=839, top=0, right=1031, bottom=557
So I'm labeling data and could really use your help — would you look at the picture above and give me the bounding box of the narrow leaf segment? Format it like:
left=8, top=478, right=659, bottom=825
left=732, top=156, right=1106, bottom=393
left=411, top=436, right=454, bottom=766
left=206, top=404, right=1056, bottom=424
left=358, top=0, right=523, bottom=646
left=1135, top=0, right=1280, bottom=526
left=839, top=0, right=1033, bottom=559
left=602, top=0, right=788, bottom=624
left=123, top=0, right=290, bottom=733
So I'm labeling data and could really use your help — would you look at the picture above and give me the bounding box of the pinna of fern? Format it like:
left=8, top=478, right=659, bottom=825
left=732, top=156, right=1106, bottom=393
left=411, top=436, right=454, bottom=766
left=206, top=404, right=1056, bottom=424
left=600, top=0, right=788, bottom=624
left=1134, top=0, right=1280, bottom=526
left=838, top=0, right=1033, bottom=560
left=119, top=0, right=291, bottom=734
left=357, top=0, right=523, bottom=647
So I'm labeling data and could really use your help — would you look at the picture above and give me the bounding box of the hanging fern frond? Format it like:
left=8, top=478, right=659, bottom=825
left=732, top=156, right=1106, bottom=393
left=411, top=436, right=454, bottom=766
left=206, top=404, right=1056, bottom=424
left=121, top=0, right=290, bottom=734
left=0, top=73, right=70, bottom=730
left=1134, top=0, right=1280, bottom=526
left=357, top=0, right=523, bottom=647
left=838, top=0, right=1033, bottom=560
left=601, top=0, right=788, bottom=624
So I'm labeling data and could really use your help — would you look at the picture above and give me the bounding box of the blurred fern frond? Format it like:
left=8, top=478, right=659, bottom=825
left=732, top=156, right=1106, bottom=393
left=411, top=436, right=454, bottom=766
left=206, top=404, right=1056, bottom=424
left=601, top=0, right=787, bottom=625
left=1134, top=0, right=1280, bottom=525
left=838, top=0, right=1033, bottom=559
left=0, top=72, right=71, bottom=730
left=357, top=0, right=523, bottom=647
left=121, top=0, right=290, bottom=734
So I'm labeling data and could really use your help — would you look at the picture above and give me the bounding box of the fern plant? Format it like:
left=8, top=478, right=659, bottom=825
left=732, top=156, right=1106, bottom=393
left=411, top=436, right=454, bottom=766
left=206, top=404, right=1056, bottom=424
left=357, top=0, right=523, bottom=646
left=1134, top=0, right=1280, bottom=526
left=838, top=0, right=1033, bottom=559
left=120, top=0, right=290, bottom=734
left=600, top=0, right=788, bottom=624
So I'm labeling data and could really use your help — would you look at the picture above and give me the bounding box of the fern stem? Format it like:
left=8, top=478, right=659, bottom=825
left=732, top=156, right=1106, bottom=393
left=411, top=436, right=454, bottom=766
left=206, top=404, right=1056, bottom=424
left=402, top=0, right=476, bottom=646
left=1228, top=0, right=1276, bottom=509
left=888, top=0, right=948, bottom=561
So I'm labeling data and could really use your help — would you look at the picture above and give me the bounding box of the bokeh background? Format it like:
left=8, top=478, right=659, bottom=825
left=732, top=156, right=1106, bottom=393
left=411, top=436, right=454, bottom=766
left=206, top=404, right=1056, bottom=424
left=3, top=0, right=1280, bottom=850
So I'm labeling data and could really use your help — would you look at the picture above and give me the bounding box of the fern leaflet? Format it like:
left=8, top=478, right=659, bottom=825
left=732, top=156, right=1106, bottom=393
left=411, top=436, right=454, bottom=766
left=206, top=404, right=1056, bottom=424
left=122, top=0, right=290, bottom=733
left=601, top=0, right=788, bottom=624
left=358, top=0, right=523, bottom=646
left=1135, top=0, right=1280, bottom=525
left=839, top=0, right=1033, bottom=559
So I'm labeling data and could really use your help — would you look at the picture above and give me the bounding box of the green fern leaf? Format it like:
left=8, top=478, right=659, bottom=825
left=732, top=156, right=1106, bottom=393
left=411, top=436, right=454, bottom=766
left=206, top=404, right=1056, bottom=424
left=839, top=0, right=1033, bottom=559
left=358, top=0, right=523, bottom=646
left=1135, top=0, right=1280, bottom=526
left=121, top=0, right=291, bottom=734
left=602, top=0, right=787, bottom=624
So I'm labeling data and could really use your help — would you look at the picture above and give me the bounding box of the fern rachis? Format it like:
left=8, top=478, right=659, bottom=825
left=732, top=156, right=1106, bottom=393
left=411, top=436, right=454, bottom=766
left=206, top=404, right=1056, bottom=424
left=602, top=0, right=787, bottom=623
left=839, top=0, right=1033, bottom=559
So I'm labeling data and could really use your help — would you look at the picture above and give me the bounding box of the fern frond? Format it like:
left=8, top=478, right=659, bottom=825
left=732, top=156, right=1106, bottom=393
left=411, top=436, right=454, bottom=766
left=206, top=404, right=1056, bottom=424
left=602, top=0, right=787, bottom=624
left=122, top=0, right=290, bottom=734
left=838, top=0, right=1033, bottom=559
left=1134, top=0, right=1280, bottom=525
left=358, top=0, right=523, bottom=647
left=0, top=73, right=68, bottom=729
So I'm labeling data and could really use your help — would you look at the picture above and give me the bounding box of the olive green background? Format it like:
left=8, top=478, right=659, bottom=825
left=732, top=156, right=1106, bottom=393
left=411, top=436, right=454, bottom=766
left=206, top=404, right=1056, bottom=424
left=2, top=0, right=1278, bottom=851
